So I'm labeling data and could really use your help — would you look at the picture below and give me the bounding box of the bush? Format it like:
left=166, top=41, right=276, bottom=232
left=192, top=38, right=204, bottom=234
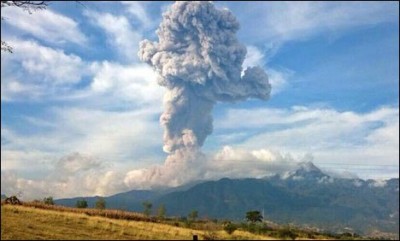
left=43, top=196, right=54, bottom=205
left=202, top=230, right=218, bottom=240
left=142, top=201, right=152, bottom=217
left=277, top=228, right=298, bottom=240
left=188, top=210, right=198, bottom=221
left=76, top=199, right=88, bottom=208
left=95, top=197, right=106, bottom=210
left=157, top=204, right=166, bottom=220
left=223, top=222, right=237, bottom=235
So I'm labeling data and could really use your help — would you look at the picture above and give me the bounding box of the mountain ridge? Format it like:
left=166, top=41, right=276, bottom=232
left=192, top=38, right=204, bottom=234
left=54, top=162, right=399, bottom=238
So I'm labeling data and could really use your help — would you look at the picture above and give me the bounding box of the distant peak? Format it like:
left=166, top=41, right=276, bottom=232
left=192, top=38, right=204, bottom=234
left=297, top=161, right=321, bottom=172
left=280, top=161, right=327, bottom=181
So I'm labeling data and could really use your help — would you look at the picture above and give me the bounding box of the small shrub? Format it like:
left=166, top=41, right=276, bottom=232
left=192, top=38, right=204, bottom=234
left=247, top=223, right=257, bottom=233
left=184, top=220, right=192, bottom=228
left=306, top=232, right=315, bottom=239
left=223, top=222, right=237, bottom=235
left=43, top=196, right=54, bottom=205
left=202, top=230, right=218, bottom=240
left=95, top=197, right=106, bottom=210
left=157, top=204, right=166, bottom=220
left=277, top=228, right=298, bottom=240
left=142, top=201, right=152, bottom=217
left=188, top=210, right=198, bottom=221
left=76, top=199, right=88, bottom=208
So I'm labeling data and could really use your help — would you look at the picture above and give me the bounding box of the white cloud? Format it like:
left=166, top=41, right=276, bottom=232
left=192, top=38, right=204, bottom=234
left=0, top=80, right=42, bottom=101
left=13, top=40, right=84, bottom=84
left=54, top=107, right=163, bottom=160
left=214, top=106, right=399, bottom=179
left=55, top=152, right=103, bottom=174
left=1, top=105, right=164, bottom=199
left=122, top=144, right=319, bottom=190
left=368, top=179, right=387, bottom=188
left=1, top=39, right=164, bottom=103
left=267, top=68, right=292, bottom=96
left=84, top=10, right=142, bottom=62
left=204, top=145, right=298, bottom=180
left=230, top=1, right=398, bottom=44
left=1, top=39, right=87, bottom=101
left=1, top=153, right=127, bottom=200
left=1, top=149, right=54, bottom=173
left=121, top=1, right=153, bottom=29
left=2, top=107, right=163, bottom=162
left=1, top=6, right=87, bottom=45
left=90, top=61, right=164, bottom=105
left=3, top=103, right=397, bottom=198
left=242, top=46, right=264, bottom=69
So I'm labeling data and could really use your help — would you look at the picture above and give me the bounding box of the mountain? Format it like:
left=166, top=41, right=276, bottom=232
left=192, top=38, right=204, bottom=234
left=55, top=162, right=399, bottom=238
left=151, top=163, right=398, bottom=237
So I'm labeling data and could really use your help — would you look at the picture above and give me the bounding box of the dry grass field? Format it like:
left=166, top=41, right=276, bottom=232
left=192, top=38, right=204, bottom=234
left=1, top=204, right=275, bottom=240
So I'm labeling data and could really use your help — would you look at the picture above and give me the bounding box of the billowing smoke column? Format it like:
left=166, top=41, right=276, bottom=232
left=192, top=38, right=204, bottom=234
left=134, top=1, right=271, bottom=187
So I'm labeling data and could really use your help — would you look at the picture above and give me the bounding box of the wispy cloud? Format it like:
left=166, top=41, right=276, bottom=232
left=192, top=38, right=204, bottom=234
left=229, top=1, right=399, bottom=44
left=2, top=107, right=163, bottom=163
left=1, top=6, right=87, bottom=45
left=1, top=39, right=87, bottom=101
left=120, top=1, right=153, bottom=30
left=90, top=61, right=164, bottom=105
left=84, top=10, right=142, bottom=62
left=2, top=105, right=398, bottom=198
left=214, top=105, right=399, bottom=179
left=1, top=105, right=164, bottom=199
left=1, top=38, right=165, bottom=104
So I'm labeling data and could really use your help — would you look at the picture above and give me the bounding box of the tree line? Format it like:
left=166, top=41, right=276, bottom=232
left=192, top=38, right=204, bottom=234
left=41, top=196, right=263, bottom=224
left=42, top=196, right=105, bottom=209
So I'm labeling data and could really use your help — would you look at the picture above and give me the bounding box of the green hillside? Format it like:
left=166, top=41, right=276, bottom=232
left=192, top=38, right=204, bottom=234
left=1, top=204, right=275, bottom=240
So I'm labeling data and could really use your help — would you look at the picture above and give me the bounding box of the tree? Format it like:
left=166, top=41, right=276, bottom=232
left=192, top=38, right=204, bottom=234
left=95, top=197, right=106, bottom=210
left=246, top=210, right=263, bottom=223
left=157, top=204, right=166, bottom=220
left=1, top=1, right=48, bottom=12
left=43, top=196, right=54, bottom=205
left=76, top=199, right=88, bottom=208
left=142, top=201, right=152, bottom=217
left=4, top=195, right=21, bottom=205
left=188, top=210, right=198, bottom=221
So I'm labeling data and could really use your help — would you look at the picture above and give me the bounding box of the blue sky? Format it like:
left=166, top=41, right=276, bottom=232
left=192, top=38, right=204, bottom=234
left=1, top=1, right=399, bottom=199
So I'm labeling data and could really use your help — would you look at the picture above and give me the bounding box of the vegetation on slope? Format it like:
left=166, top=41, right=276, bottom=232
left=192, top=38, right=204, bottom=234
left=1, top=204, right=273, bottom=240
left=2, top=198, right=384, bottom=240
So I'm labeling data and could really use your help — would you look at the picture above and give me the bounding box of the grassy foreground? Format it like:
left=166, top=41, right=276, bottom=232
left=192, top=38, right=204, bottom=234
left=1, top=204, right=274, bottom=240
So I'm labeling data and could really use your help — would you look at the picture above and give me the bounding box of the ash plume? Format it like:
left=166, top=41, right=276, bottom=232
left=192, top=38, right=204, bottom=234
left=130, top=1, right=271, bottom=188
